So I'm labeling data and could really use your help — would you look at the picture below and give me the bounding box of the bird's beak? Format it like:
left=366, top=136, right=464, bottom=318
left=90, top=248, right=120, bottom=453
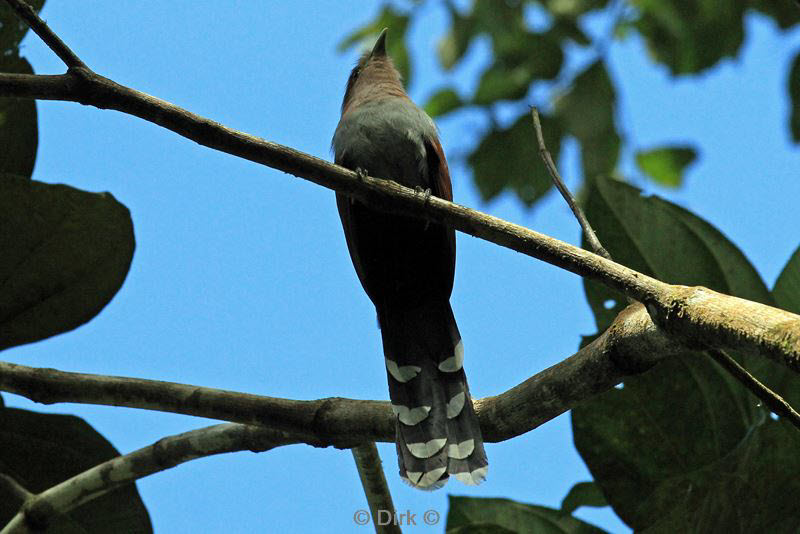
left=370, top=28, right=388, bottom=58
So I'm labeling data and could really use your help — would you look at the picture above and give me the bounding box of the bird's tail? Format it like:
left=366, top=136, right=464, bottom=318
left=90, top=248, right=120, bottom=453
left=378, top=301, right=488, bottom=490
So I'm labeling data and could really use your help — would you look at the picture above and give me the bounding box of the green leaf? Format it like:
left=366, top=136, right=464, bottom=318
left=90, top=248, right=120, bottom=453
left=636, top=420, right=800, bottom=533
left=555, top=60, right=615, bottom=142
left=789, top=51, right=800, bottom=143
left=0, top=406, right=152, bottom=532
left=473, top=63, right=534, bottom=105
left=749, top=0, right=800, bottom=29
left=634, top=146, right=697, bottom=187
left=581, top=177, right=770, bottom=330
left=493, top=31, right=564, bottom=81
left=632, top=0, right=746, bottom=75
left=574, top=178, right=800, bottom=531
left=0, top=177, right=135, bottom=350
left=774, top=245, right=800, bottom=315
left=0, top=0, right=45, bottom=55
left=561, top=482, right=608, bottom=515
left=446, top=496, right=607, bottom=534
left=545, top=0, right=611, bottom=17
left=424, top=88, right=463, bottom=118
left=0, top=55, right=38, bottom=178
left=549, top=16, right=592, bottom=46
left=337, top=6, right=412, bottom=85
left=555, top=60, right=619, bottom=178
left=467, top=112, right=562, bottom=206
left=438, top=6, right=477, bottom=70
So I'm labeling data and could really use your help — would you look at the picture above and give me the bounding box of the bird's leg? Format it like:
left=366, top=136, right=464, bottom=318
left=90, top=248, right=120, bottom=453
left=415, top=186, right=432, bottom=230
left=355, top=167, right=369, bottom=182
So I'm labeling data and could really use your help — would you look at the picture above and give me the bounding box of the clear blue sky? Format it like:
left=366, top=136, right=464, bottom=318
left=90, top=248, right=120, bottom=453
left=7, top=2, right=800, bottom=533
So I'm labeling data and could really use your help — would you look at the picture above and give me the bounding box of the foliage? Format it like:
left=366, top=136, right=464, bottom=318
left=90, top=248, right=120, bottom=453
left=343, top=0, right=800, bottom=206
left=1, top=0, right=799, bottom=531
left=0, top=2, right=146, bottom=529
left=0, top=405, right=152, bottom=532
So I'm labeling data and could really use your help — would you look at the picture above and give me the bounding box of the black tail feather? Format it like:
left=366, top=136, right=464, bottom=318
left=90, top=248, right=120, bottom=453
left=379, top=301, right=487, bottom=490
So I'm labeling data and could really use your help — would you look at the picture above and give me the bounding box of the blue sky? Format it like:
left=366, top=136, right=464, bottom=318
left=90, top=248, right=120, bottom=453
left=6, top=2, right=800, bottom=533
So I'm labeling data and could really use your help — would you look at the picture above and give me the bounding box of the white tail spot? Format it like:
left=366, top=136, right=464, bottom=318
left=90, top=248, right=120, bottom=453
left=438, top=340, right=464, bottom=372
left=392, top=404, right=431, bottom=425
left=446, top=391, right=466, bottom=419
left=407, top=438, right=447, bottom=459
left=385, top=358, right=421, bottom=383
left=405, top=466, right=447, bottom=489
left=447, top=439, right=474, bottom=460
left=454, top=466, right=488, bottom=485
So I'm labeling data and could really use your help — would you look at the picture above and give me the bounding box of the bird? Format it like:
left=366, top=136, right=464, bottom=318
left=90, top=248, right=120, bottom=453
left=332, top=28, right=488, bottom=490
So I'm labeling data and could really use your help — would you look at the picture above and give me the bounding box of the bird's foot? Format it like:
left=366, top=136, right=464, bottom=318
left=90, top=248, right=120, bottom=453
left=414, top=186, right=432, bottom=203
left=355, top=167, right=369, bottom=182
left=415, top=186, right=432, bottom=230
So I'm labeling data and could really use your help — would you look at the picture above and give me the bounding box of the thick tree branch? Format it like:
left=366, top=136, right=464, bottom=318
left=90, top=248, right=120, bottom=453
left=0, top=303, right=686, bottom=446
left=0, top=423, right=294, bottom=534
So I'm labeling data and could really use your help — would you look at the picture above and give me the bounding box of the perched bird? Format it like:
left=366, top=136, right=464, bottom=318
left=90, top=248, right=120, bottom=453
left=332, top=29, right=488, bottom=490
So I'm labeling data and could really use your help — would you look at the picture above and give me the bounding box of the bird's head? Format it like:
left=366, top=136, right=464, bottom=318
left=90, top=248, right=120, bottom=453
left=340, top=28, right=407, bottom=115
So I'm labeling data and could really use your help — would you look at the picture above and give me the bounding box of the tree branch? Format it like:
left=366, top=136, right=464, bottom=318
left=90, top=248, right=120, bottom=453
left=1, top=3, right=799, bottom=374
left=3, top=0, right=85, bottom=69
left=530, top=107, right=611, bottom=261
left=531, top=108, right=800, bottom=431
left=0, top=423, right=294, bottom=534
left=1, top=68, right=798, bottom=370
left=352, top=443, right=401, bottom=534
left=0, top=303, right=686, bottom=446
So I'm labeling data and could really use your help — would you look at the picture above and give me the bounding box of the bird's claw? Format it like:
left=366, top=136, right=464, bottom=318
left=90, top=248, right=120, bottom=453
left=415, top=186, right=432, bottom=230
left=414, top=186, right=432, bottom=204
left=355, top=167, right=368, bottom=182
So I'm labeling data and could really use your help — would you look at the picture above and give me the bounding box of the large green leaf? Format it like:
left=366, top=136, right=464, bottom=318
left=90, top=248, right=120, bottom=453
left=581, top=177, right=770, bottom=330
left=637, top=420, right=800, bottom=533
left=0, top=55, right=38, bottom=178
left=632, top=0, right=747, bottom=75
left=0, top=406, right=152, bottom=532
left=574, top=178, right=800, bottom=530
left=634, top=146, right=697, bottom=188
left=446, top=496, right=606, bottom=534
left=773, top=245, right=800, bottom=314
left=467, top=112, right=562, bottom=206
left=0, top=177, right=135, bottom=351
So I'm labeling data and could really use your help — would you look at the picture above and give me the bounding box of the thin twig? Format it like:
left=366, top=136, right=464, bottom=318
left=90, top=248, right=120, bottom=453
left=530, top=107, right=611, bottom=261
left=351, top=443, right=401, bottom=534
left=0, top=474, right=32, bottom=502
left=3, top=0, right=86, bottom=69
left=707, top=348, right=800, bottom=427
left=0, top=423, right=294, bottom=534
